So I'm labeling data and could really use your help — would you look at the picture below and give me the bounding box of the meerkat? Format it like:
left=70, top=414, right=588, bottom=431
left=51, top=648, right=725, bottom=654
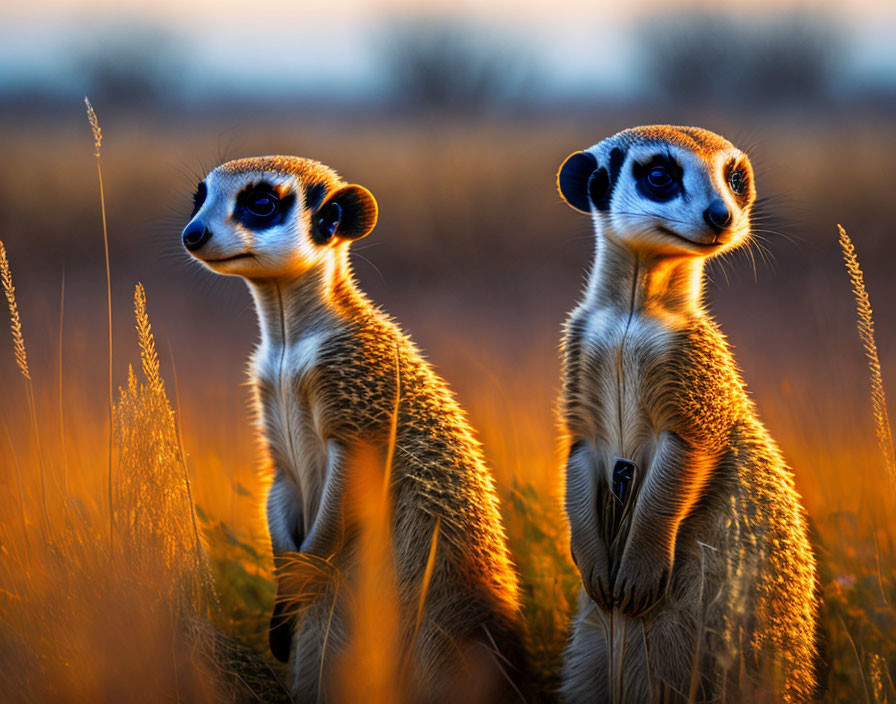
left=554, top=126, right=821, bottom=703
left=181, top=156, right=528, bottom=702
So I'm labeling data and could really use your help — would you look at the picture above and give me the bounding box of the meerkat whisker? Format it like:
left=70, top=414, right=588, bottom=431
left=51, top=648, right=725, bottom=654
left=181, top=155, right=531, bottom=700
left=556, top=125, right=821, bottom=703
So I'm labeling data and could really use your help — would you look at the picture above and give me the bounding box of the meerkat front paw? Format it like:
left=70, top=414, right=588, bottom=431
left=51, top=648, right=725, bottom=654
left=613, top=549, right=671, bottom=616
left=583, top=560, right=614, bottom=611
left=571, top=539, right=613, bottom=610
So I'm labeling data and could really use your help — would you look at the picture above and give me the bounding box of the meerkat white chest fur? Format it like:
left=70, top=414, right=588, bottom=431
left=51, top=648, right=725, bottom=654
left=557, top=125, right=820, bottom=703
left=578, top=298, right=676, bottom=467
left=252, top=323, right=330, bottom=531
left=181, top=155, right=530, bottom=698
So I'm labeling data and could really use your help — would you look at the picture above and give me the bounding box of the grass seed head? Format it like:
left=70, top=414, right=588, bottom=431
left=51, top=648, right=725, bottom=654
left=84, top=97, right=102, bottom=155
left=838, top=225, right=896, bottom=494
left=0, top=240, right=30, bottom=381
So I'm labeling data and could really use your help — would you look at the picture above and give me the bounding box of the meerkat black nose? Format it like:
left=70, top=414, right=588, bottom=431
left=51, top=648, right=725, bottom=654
left=182, top=221, right=212, bottom=251
left=703, top=200, right=731, bottom=234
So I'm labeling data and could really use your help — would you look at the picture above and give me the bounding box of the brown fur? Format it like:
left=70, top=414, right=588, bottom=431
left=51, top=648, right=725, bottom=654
left=188, top=157, right=529, bottom=702
left=261, top=272, right=528, bottom=702
left=556, top=127, right=820, bottom=702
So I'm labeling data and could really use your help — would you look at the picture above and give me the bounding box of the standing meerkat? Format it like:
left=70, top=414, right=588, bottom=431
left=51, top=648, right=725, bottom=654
left=555, top=126, right=821, bottom=702
left=182, top=156, right=528, bottom=702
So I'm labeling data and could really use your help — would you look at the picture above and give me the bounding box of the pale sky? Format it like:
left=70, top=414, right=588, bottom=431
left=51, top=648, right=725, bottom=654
left=2, top=0, right=894, bottom=99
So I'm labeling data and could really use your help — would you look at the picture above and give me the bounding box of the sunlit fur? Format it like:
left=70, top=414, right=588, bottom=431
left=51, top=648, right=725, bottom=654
left=185, top=156, right=528, bottom=702
left=188, top=158, right=335, bottom=280
left=557, top=127, right=820, bottom=702
left=585, top=125, right=753, bottom=257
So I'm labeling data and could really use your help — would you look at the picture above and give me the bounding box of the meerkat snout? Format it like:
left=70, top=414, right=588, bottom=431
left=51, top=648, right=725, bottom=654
left=182, top=221, right=211, bottom=251
left=703, top=198, right=732, bottom=235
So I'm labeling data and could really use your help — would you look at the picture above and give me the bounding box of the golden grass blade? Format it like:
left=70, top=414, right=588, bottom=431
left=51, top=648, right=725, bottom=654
left=1, top=241, right=49, bottom=532
left=318, top=579, right=341, bottom=704
left=134, top=283, right=163, bottom=395
left=382, top=344, right=401, bottom=500
left=334, top=353, right=403, bottom=703
left=85, top=97, right=115, bottom=549
left=114, top=286, right=215, bottom=613
left=416, top=517, right=440, bottom=631
left=0, top=241, right=30, bottom=381
left=58, top=270, right=68, bottom=496
left=401, top=515, right=440, bottom=686
left=2, top=419, right=30, bottom=561
left=838, top=226, right=896, bottom=494
left=335, top=442, right=402, bottom=704
left=166, top=339, right=210, bottom=601
left=839, top=615, right=872, bottom=704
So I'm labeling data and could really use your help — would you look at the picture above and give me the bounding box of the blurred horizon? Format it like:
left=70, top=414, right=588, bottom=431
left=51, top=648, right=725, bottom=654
left=3, top=0, right=895, bottom=111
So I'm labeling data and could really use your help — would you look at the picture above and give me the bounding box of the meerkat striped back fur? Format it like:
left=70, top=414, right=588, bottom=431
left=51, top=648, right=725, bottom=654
left=181, top=156, right=528, bottom=702
left=555, top=126, right=821, bottom=702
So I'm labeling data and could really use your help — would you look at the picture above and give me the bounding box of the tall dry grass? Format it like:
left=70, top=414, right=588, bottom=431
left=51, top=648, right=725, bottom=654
left=1, top=239, right=40, bottom=542
left=0, top=251, right=288, bottom=701
left=113, top=282, right=213, bottom=611
left=332, top=444, right=404, bottom=704
left=838, top=226, right=896, bottom=494
left=820, top=226, right=896, bottom=703
left=0, top=112, right=895, bottom=702
left=333, top=347, right=405, bottom=703
left=1, top=241, right=30, bottom=382
left=1, top=240, right=48, bottom=533
left=272, top=347, right=449, bottom=703
left=84, top=97, right=115, bottom=552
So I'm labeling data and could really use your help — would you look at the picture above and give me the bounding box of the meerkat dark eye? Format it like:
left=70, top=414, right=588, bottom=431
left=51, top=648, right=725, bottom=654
left=635, top=156, right=682, bottom=202
left=235, top=182, right=295, bottom=229
left=729, top=170, right=746, bottom=195
left=647, top=165, right=673, bottom=190
left=247, top=193, right=279, bottom=218
left=191, top=181, right=207, bottom=218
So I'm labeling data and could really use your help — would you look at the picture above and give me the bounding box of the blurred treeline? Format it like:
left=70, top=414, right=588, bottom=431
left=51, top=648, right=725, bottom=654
left=2, top=12, right=894, bottom=114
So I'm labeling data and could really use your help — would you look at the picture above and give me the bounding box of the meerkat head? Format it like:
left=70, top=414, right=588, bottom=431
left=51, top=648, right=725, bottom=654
left=557, top=125, right=755, bottom=257
left=182, top=156, right=377, bottom=279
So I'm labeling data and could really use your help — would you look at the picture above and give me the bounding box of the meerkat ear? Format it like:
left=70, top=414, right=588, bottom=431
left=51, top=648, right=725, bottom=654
left=558, top=151, right=597, bottom=214
left=558, top=150, right=612, bottom=215
left=314, top=184, right=378, bottom=243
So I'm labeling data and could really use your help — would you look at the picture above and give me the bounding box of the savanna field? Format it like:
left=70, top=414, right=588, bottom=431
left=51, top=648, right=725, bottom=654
left=1, top=107, right=895, bottom=701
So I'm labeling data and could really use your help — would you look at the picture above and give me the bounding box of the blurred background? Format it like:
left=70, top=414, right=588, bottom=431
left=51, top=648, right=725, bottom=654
left=1, top=0, right=895, bottom=698
left=2, top=0, right=895, bottom=504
